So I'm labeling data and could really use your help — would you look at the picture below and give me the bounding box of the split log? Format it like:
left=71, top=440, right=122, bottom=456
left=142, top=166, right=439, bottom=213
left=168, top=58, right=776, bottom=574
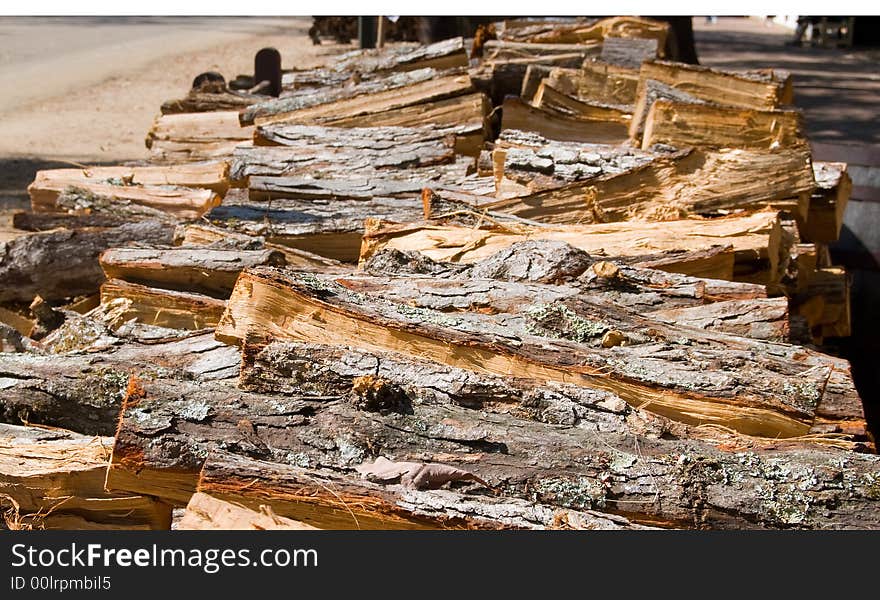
left=471, top=53, right=590, bottom=106
left=196, top=452, right=649, bottom=530
left=205, top=189, right=429, bottom=262
left=178, top=492, right=317, bottom=530
left=360, top=209, right=787, bottom=283
left=330, top=272, right=796, bottom=343
left=792, top=267, right=851, bottom=341
left=146, top=111, right=253, bottom=163
left=13, top=210, right=143, bottom=231
left=635, top=60, right=792, bottom=110
left=0, top=332, right=239, bottom=434
left=177, top=223, right=348, bottom=273
left=496, top=16, right=668, bottom=49
left=29, top=162, right=230, bottom=202
left=629, top=78, right=706, bottom=140
left=233, top=124, right=458, bottom=182
left=481, top=40, right=601, bottom=62
left=248, top=71, right=474, bottom=127
left=0, top=221, right=174, bottom=303
left=99, top=247, right=286, bottom=298
left=546, top=62, right=640, bottom=106
left=107, top=371, right=876, bottom=528
left=328, top=37, right=469, bottom=75
left=301, top=94, right=489, bottom=156
left=800, top=162, right=851, bottom=243
left=641, top=100, right=806, bottom=150
left=531, top=83, right=633, bottom=123
left=600, top=36, right=659, bottom=68
left=501, top=97, right=630, bottom=144
left=216, top=267, right=862, bottom=438
left=0, top=423, right=172, bottom=530
left=161, top=90, right=259, bottom=115
left=481, top=142, right=815, bottom=224
left=100, top=279, right=226, bottom=330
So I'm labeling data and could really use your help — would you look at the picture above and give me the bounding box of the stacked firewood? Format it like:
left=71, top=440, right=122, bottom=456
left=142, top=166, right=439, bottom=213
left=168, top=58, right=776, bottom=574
left=2, top=17, right=877, bottom=531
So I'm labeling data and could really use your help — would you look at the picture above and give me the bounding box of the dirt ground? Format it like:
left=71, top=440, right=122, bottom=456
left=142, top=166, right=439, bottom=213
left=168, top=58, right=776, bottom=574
left=0, top=16, right=350, bottom=218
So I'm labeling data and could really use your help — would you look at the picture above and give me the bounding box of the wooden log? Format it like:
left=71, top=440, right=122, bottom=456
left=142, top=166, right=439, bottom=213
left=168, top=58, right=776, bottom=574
left=481, top=142, right=815, bottom=224
left=800, top=162, right=852, bottom=243
left=0, top=332, right=239, bottom=434
left=0, top=423, right=172, bottom=530
left=178, top=491, right=318, bottom=530
left=100, top=279, right=226, bottom=330
left=177, top=223, right=349, bottom=273
left=161, top=90, right=259, bottom=115
left=306, top=94, right=489, bottom=156
left=600, top=36, right=659, bottom=68
left=146, top=111, right=253, bottom=163
left=360, top=209, right=787, bottom=283
left=497, top=16, right=669, bottom=50
left=107, top=369, right=877, bottom=528
left=234, top=124, right=458, bottom=182
left=11, top=210, right=132, bottom=231
left=205, top=189, right=429, bottom=263
left=329, top=37, right=469, bottom=75
left=0, top=221, right=174, bottom=303
left=471, top=53, right=590, bottom=106
left=29, top=162, right=230, bottom=201
left=641, top=100, right=806, bottom=150
left=546, top=62, right=640, bottom=106
left=216, top=267, right=860, bottom=438
left=501, top=97, right=630, bottom=144
left=196, top=452, right=649, bottom=530
left=249, top=71, right=474, bottom=127
left=531, top=83, right=633, bottom=123
left=330, top=271, right=796, bottom=343
left=99, top=247, right=286, bottom=298
left=635, top=60, right=791, bottom=110
left=481, top=40, right=601, bottom=61
left=629, top=78, right=705, bottom=140
left=29, top=183, right=220, bottom=221
left=792, top=267, right=851, bottom=341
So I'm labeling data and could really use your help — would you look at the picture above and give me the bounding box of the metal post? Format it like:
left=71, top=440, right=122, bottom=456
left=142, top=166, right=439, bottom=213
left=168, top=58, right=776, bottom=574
left=358, top=16, right=376, bottom=49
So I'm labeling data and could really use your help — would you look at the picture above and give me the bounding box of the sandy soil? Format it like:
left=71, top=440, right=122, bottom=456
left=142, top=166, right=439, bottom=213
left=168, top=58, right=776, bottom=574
left=0, top=16, right=351, bottom=217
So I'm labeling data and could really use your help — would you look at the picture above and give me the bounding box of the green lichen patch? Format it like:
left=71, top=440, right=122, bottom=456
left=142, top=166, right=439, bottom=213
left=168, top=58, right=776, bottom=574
left=524, top=303, right=609, bottom=343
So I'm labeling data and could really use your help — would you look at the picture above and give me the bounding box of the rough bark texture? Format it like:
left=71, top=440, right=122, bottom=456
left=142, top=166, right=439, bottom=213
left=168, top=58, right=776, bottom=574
left=216, top=268, right=865, bottom=439
left=0, top=332, right=239, bottom=435
left=108, top=374, right=878, bottom=529
left=360, top=209, right=787, bottom=284
left=99, top=247, right=286, bottom=298
left=0, top=221, right=175, bottom=303
left=600, top=36, right=659, bottom=68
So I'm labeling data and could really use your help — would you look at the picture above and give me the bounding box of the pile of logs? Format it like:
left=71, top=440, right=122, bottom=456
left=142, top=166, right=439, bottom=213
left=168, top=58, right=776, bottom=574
left=2, top=16, right=877, bottom=531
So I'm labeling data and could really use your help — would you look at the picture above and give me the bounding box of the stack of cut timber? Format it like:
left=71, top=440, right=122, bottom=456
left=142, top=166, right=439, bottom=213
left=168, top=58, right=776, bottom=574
left=1, top=17, right=874, bottom=531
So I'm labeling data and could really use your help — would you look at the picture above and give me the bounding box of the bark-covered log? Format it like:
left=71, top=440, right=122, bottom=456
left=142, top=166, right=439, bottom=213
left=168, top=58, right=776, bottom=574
left=231, top=124, right=459, bottom=183
left=360, top=209, right=787, bottom=284
left=532, top=83, right=633, bottom=123
left=328, top=37, right=468, bottom=76
left=600, top=36, right=659, bottom=68
left=107, top=374, right=878, bottom=528
left=495, top=17, right=669, bottom=49
left=246, top=70, right=474, bottom=127
left=177, top=223, right=349, bottom=273
left=0, top=423, right=172, bottom=530
left=642, top=100, right=806, bottom=151
left=161, top=90, right=260, bottom=115
left=99, top=247, right=286, bottom=298
left=482, top=141, right=815, bottom=224
left=0, top=221, right=175, bottom=303
left=196, top=452, right=652, bottom=530
left=0, top=332, right=238, bottom=435
left=216, top=268, right=865, bottom=439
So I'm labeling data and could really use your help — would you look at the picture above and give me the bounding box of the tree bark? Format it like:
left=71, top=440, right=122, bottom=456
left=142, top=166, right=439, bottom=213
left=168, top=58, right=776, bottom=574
left=99, top=247, right=286, bottom=298
left=0, top=221, right=175, bottom=303
left=107, top=374, right=878, bottom=528
left=216, top=267, right=865, bottom=439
